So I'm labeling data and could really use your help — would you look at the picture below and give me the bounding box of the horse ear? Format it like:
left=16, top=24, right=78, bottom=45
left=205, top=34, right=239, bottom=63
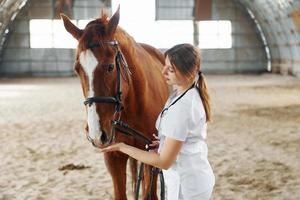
left=60, top=13, right=83, bottom=40
left=107, top=5, right=120, bottom=36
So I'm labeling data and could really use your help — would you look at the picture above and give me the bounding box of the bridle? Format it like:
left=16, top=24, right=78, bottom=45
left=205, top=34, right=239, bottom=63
left=81, top=39, right=165, bottom=200
left=83, top=40, right=130, bottom=146
left=83, top=40, right=127, bottom=111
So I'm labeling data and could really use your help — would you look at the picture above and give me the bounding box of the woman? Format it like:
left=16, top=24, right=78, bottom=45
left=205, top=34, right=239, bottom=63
left=101, top=43, right=215, bottom=200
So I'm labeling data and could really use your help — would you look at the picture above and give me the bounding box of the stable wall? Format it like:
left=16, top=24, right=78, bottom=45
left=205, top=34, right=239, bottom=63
left=0, top=0, right=110, bottom=76
left=201, top=0, right=267, bottom=73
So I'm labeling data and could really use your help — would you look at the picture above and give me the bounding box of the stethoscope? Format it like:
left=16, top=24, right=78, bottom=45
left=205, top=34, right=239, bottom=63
left=157, top=83, right=195, bottom=130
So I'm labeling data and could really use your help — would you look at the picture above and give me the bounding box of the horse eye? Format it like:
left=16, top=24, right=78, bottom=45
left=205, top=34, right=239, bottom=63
left=107, top=64, right=114, bottom=72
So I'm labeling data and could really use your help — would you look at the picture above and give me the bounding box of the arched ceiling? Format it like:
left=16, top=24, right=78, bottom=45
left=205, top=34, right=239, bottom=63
left=238, top=0, right=300, bottom=75
left=0, top=0, right=28, bottom=54
left=0, top=0, right=300, bottom=75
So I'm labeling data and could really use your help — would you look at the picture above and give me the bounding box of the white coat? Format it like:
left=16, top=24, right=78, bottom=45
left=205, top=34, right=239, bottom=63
left=156, top=87, right=215, bottom=200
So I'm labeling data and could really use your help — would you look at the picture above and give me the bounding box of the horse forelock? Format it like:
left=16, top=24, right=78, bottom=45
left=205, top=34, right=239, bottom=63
left=78, top=17, right=120, bottom=53
left=100, top=9, right=109, bottom=22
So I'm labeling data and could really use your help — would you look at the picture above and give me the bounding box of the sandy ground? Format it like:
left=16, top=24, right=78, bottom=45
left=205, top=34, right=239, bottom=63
left=0, top=74, right=299, bottom=200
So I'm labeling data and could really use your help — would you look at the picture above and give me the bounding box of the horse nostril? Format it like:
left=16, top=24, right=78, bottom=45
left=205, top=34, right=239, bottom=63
left=100, top=131, right=108, bottom=144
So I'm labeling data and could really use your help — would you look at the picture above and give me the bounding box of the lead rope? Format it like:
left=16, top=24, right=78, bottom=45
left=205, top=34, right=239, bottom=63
left=135, top=163, right=144, bottom=200
left=112, top=121, right=165, bottom=200
left=146, top=167, right=165, bottom=200
left=135, top=164, right=165, bottom=200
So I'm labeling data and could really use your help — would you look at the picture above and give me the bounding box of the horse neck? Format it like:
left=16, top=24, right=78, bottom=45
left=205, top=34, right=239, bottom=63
left=114, top=28, right=161, bottom=84
left=114, top=29, right=168, bottom=128
left=114, top=29, right=139, bottom=64
left=114, top=29, right=147, bottom=87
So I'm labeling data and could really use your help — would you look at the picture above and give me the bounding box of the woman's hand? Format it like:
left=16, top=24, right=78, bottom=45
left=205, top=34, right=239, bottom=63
left=100, top=142, right=126, bottom=153
left=145, top=134, right=160, bottom=153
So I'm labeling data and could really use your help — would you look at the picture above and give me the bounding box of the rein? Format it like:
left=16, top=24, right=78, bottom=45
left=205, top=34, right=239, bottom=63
left=112, top=120, right=165, bottom=200
left=83, top=39, right=165, bottom=200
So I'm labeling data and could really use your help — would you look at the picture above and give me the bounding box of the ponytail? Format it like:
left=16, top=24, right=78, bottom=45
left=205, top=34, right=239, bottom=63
left=197, top=72, right=212, bottom=122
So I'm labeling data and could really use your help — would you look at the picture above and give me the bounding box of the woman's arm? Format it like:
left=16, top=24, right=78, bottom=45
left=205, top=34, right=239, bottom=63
left=100, top=138, right=183, bottom=170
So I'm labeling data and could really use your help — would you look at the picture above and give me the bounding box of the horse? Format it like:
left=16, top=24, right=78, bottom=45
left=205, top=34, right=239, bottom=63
left=61, top=7, right=169, bottom=200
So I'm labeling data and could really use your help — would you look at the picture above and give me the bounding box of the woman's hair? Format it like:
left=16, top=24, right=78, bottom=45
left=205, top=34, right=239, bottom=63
left=164, top=43, right=212, bottom=122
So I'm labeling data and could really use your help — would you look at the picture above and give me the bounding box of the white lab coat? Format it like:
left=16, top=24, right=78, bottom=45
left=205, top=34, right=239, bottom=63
left=156, top=88, right=215, bottom=200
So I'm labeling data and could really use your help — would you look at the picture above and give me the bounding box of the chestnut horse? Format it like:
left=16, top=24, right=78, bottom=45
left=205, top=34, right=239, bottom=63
left=61, top=7, right=168, bottom=200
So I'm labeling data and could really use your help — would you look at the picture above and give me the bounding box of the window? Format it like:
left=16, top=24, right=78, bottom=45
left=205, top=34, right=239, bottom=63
left=111, top=0, right=232, bottom=49
left=30, top=1, right=232, bottom=50
left=29, top=19, right=89, bottom=48
left=198, top=20, right=232, bottom=49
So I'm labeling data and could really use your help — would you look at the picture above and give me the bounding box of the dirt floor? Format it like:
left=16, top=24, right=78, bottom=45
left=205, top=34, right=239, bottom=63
left=0, top=74, right=299, bottom=200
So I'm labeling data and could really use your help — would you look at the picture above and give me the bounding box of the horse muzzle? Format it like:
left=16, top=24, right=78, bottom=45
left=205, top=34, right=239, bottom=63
left=86, top=129, right=114, bottom=148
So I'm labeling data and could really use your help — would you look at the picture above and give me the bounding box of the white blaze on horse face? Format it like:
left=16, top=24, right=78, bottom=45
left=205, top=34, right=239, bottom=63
left=79, top=50, right=102, bottom=140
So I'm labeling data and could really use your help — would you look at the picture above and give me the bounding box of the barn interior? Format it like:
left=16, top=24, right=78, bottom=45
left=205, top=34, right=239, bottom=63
left=0, top=0, right=299, bottom=199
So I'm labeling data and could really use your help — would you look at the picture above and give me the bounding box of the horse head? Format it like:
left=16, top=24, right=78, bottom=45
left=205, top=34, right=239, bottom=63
left=61, top=7, right=131, bottom=148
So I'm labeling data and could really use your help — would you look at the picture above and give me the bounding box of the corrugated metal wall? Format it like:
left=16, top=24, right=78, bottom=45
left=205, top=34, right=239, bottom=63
left=202, top=0, right=267, bottom=73
left=155, top=0, right=268, bottom=73
left=239, top=0, right=300, bottom=76
left=0, top=0, right=110, bottom=76
left=1, top=0, right=299, bottom=76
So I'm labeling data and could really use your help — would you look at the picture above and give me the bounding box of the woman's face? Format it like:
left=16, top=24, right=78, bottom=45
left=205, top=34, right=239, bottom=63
left=162, top=56, right=189, bottom=86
